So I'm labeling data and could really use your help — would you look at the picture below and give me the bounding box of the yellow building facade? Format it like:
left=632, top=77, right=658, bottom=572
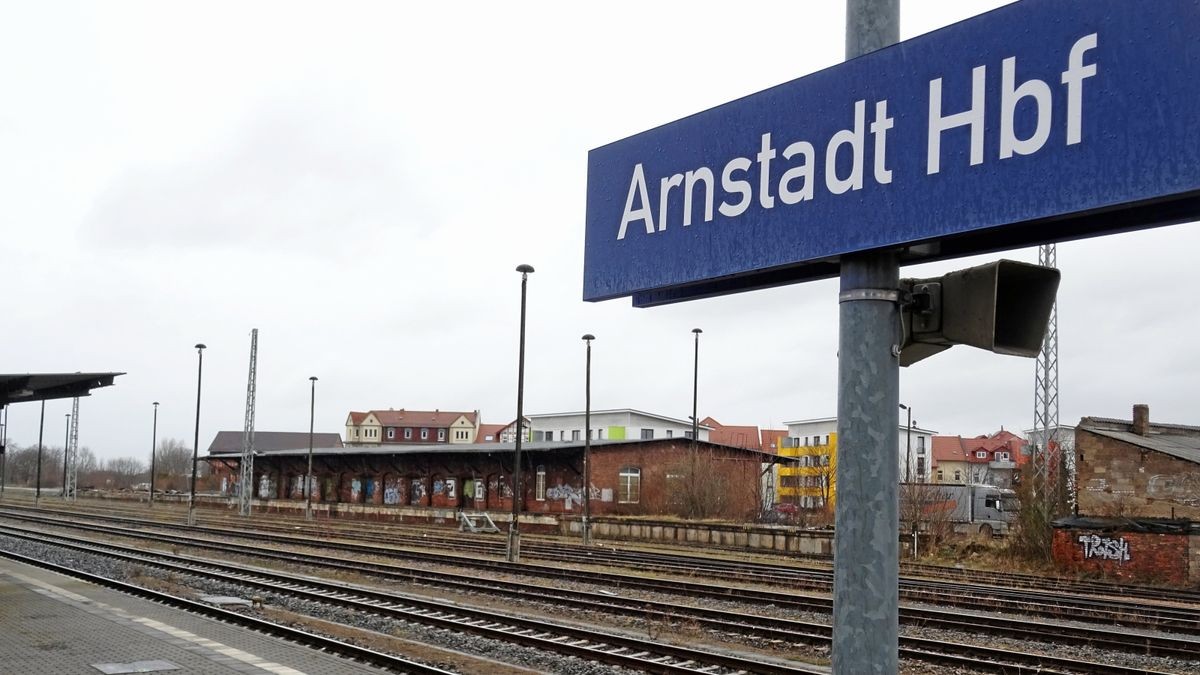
left=777, top=432, right=838, bottom=510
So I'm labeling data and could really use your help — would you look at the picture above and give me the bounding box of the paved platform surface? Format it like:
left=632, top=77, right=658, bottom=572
left=0, top=555, right=386, bottom=675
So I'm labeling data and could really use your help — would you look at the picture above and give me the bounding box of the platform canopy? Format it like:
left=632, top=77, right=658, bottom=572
left=0, top=372, right=123, bottom=407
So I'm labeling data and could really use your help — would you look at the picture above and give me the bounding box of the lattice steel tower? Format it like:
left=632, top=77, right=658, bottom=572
left=238, top=329, right=258, bottom=516
left=64, top=397, right=80, bottom=500
left=1032, top=244, right=1061, bottom=507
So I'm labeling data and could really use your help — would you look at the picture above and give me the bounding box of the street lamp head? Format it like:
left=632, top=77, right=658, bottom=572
left=195, top=343, right=206, bottom=351
left=515, top=263, right=535, bottom=274
left=309, top=376, right=318, bottom=382
left=898, top=403, right=908, bottom=410
left=153, top=401, right=159, bottom=407
left=692, top=328, right=703, bottom=335
left=581, top=333, right=595, bottom=341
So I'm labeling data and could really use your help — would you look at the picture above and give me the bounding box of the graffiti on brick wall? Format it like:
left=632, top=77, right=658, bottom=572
left=383, top=477, right=401, bottom=505
left=1147, top=473, right=1200, bottom=506
left=1084, top=478, right=1108, bottom=492
left=350, top=478, right=362, bottom=502
left=258, top=474, right=276, bottom=499
left=546, top=483, right=582, bottom=509
left=410, top=479, right=426, bottom=504
left=1077, top=534, right=1131, bottom=563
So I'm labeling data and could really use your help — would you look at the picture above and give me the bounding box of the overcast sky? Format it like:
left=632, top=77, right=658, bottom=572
left=2, top=1, right=1196, bottom=462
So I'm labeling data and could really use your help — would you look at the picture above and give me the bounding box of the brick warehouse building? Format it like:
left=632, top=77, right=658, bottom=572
left=1052, top=405, right=1200, bottom=586
left=205, top=437, right=787, bottom=522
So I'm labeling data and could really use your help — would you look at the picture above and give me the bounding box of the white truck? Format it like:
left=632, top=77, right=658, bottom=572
left=900, top=483, right=1017, bottom=536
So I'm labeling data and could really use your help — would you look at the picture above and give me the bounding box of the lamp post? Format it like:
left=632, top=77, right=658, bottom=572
left=581, top=333, right=594, bottom=545
left=187, top=343, right=206, bottom=526
left=1, top=405, right=7, bottom=501
left=691, top=328, right=702, bottom=444
left=507, top=263, right=534, bottom=563
left=306, top=376, right=318, bottom=521
left=150, top=402, right=159, bottom=506
left=35, top=400, right=45, bottom=507
left=61, top=413, right=70, bottom=497
left=899, top=404, right=913, bottom=483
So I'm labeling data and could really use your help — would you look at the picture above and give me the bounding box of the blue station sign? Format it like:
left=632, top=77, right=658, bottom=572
left=583, top=0, right=1200, bottom=306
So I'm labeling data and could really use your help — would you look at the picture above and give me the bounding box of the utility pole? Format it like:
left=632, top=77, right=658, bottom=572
left=65, top=398, right=79, bottom=500
left=239, top=329, right=258, bottom=516
left=1033, top=243, right=1061, bottom=510
left=834, top=1, right=900, bottom=673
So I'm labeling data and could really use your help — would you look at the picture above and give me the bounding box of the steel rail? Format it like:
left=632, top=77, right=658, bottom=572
left=5, top=506, right=1195, bottom=636
left=0, top=527, right=823, bottom=675
left=2, top=522, right=1193, bottom=675
left=0, top=547, right=456, bottom=675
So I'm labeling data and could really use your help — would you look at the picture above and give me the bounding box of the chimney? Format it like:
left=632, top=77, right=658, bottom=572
left=1132, top=404, right=1150, bottom=436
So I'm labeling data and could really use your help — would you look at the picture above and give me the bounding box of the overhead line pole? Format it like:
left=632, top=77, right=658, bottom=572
left=834, top=1, right=900, bottom=673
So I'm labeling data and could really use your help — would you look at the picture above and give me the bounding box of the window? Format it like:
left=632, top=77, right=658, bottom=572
left=937, top=470, right=944, bottom=481
left=618, top=467, right=641, bottom=503
left=666, top=430, right=673, bottom=438
left=560, top=430, right=567, bottom=441
left=916, top=457, right=926, bottom=476
left=953, top=470, right=962, bottom=482
left=821, top=454, right=830, bottom=466
left=640, top=428, right=654, bottom=440
left=598, top=428, right=604, bottom=440
left=803, top=436, right=809, bottom=446
left=421, top=428, right=429, bottom=440
left=684, top=430, right=694, bottom=439
left=918, top=436, right=926, bottom=451
left=387, top=428, right=395, bottom=439
left=535, top=465, right=546, bottom=501
left=976, top=451, right=988, bottom=459
left=404, top=428, right=412, bottom=440
left=572, top=430, right=580, bottom=441
left=437, top=429, right=446, bottom=441
left=998, top=452, right=1010, bottom=461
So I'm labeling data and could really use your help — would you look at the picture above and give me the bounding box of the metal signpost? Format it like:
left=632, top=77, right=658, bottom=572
left=584, top=1, right=1200, bottom=672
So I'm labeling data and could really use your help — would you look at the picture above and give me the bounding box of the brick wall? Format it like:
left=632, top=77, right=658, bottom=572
left=1075, top=428, right=1200, bottom=520
left=211, top=439, right=765, bottom=520
left=1053, top=527, right=1191, bottom=585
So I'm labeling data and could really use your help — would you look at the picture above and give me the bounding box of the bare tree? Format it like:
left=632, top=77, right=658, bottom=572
left=154, top=438, right=192, bottom=491
left=105, top=456, right=146, bottom=489
left=900, top=482, right=956, bottom=549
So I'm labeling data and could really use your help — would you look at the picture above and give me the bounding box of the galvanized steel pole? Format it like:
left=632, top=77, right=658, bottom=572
left=187, top=343, right=206, bottom=526
left=61, top=414, right=70, bottom=496
left=0, top=406, right=7, bottom=501
left=150, top=402, right=159, bottom=506
left=581, top=333, right=594, bottom=545
left=306, top=376, right=317, bottom=521
left=835, top=1, right=900, bottom=673
left=507, top=264, right=534, bottom=563
left=35, top=400, right=45, bottom=507
left=691, top=328, right=702, bottom=444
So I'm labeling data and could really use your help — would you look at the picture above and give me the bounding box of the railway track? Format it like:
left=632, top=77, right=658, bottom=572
left=4, top=505, right=1196, bottom=637
left=0, top=527, right=822, bottom=674
left=29, top=499, right=1200, bottom=607
left=2, top=515, right=1196, bottom=674
left=0, top=546, right=457, bottom=674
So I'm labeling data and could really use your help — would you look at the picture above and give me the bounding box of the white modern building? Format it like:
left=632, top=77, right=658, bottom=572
left=783, top=416, right=937, bottom=482
left=527, top=409, right=711, bottom=443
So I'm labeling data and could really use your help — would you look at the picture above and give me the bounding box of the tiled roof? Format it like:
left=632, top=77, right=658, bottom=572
left=357, top=409, right=478, bottom=428
left=760, top=429, right=787, bottom=454
left=932, top=431, right=1028, bottom=466
left=709, top=424, right=762, bottom=450
left=206, top=431, right=344, bottom=455
left=477, top=423, right=506, bottom=442
left=347, top=411, right=368, bottom=424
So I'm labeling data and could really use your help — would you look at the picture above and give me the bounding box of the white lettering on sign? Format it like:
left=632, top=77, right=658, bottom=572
left=929, top=33, right=1097, bottom=173
left=616, top=33, right=1098, bottom=241
left=1077, top=534, right=1131, bottom=563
